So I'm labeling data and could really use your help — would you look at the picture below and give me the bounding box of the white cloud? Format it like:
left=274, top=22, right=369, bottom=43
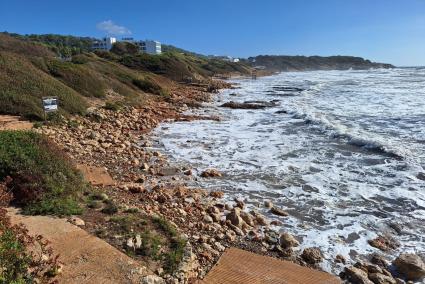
left=96, top=20, right=131, bottom=35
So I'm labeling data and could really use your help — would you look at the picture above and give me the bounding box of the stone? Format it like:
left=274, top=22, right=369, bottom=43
left=255, top=214, right=269, bottom=226
left=214, top=242, right=226, bottom=252
left=368, top=273, right=396, bottom=284
left=264, top=200, right=273, bottom=208
left=69, top=217, right=85, bottom=226
left=368, top=235, right=400, bottom=251
left=210, top=191, right=224, bottom=198
left=270, top=207, right=289, bottom=217
left=344, top=266, right=374, bottom=284
left=226, top=208, right=245, bottom=228
left=371, top=254, right=389, bottom=268
left=301, top=247, right=323, bottom=264
left=279, top=232, right=299, bottom=248
left=135, top=234, right=142, bottom=249
left=335, top=254, right=346, bottom=264
left=393, top=253, right=425, bottom=281
left=240, top=211, right=254, bottom=227
left=203, top=215, right=213, bottom=224
left=126, top=238, right=134, bottom=249
left=141, top=275, right=165, bottom=284
left=200, top=169, right=222, bottom=178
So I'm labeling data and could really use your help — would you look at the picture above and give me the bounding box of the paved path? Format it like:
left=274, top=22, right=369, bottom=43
left=7, top=208, right=152, bottom=284
left=201, top=247, right=341, bottom=284
left=0, top=115, right=33, bottom=130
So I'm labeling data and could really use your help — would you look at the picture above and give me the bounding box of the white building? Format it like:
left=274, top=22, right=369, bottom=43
left=91, top=37, right=116, bottom=51
left=121, top=38, right=161, bottom=55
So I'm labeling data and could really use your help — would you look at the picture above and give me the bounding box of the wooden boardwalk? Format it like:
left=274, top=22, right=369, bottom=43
left=201, top=248, right=341, bottom=284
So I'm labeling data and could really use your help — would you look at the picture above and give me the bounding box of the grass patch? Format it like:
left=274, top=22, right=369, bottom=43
left=0, top=131, right=87, bottom=215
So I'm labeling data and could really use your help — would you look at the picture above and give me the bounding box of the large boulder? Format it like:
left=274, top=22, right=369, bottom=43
left=301, top=247, right=323, bottom=264
left=279, top=232, right=299, bottom=248
left=368, top=273, right=396, bottom=284
left=393, top=253, right=425, bottom=281
left=343, top=266, right=374, bottom=284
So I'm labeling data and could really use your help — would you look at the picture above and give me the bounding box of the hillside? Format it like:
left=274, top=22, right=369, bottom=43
left=0, top=33, right=251, bottom=120
left=246, top=55, right=394, bottom=71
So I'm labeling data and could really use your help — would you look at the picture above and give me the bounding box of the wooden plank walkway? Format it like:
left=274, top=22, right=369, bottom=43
left=201, top=248, right=341, bottom=284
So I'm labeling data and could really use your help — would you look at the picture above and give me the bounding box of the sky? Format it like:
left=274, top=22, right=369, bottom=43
left=1, top=0, right=425, bottom=66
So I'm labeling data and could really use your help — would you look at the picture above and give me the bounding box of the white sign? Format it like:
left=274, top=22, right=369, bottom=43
left=42, top=97, right=58, bottom=112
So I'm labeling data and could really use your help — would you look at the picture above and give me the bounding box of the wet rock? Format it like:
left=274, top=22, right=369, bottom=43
left=279, top=232, right=299, bottom=248
left=393, top=253, right=425, bottom=281
left=209, top=191, right=224, bottom=198
left=335, top=254, right=346, bottom=264
left=264, top=200, right=273, bottom=208
left=343, top=266, right=374, bottom=284
left=220, top=101, right=273, bottom=109
left=270, top=207, right=289, bottom=217
left=416, top=172, right=425, bottom=181
left=368, top=235, right=400, bottom=251
left=368, top=273, right=396, bottom=284
left=200, top=169, right=222, bottom=178
left=301, top=247, right=323, bottom=264
left=255, top=214, right=269, bottom=226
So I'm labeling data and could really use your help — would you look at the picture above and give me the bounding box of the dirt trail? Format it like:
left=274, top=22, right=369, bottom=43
left=0, top=115, right=33, bottom=130
left=7, top=208, right=153, bottom=284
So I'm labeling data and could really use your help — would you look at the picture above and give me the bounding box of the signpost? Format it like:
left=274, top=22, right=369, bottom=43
left=42, top=97, right=59, bottom=120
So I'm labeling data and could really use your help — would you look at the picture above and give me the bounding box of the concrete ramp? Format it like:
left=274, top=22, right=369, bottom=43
left=76, top=164, right=115, bottom=186
left=0, top=115, right=33, bottom=130
left=7, top=208, right=151, bottom=284
left=202, top=248, right=340, bottom=284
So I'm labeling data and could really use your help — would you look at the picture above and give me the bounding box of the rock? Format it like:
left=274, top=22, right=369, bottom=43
left=416, top=172, right=425, bottom=181
left=226, top=208, right=245, bottom=228
left=126, top=238, right=134, bottom=249
left=69, top=217, right=85, bottom=226
left=255, top=214, right=269, bottom=226
left=368, top=273, right=396, bottom=284
left=141, top=275, right=165, bottom=284
left=371, top=254, right=389, bottom=268
left=200, top=169, right=222, bottom=178
left=335, top=254, right=346, bottom=264
left=135, top=234, right=142, bottom=249
left=270, top=207, right=289, bottom=217
left=279, top=232, right=299, bottom=248
left=240, top=211, right=254, bottom=227
left=301, top=247, right=323, bottom=264
left=368, top=235, right=400, bottom=251
left=264, top=200, right=273, bottom=208
left=214, top=242, right=226, bottom=252
left=210, top=191, right=224, bottom=198
left=203, top=215, right=213, bottom=224
left=393, top=253, right=425, bottom=281
left=220, top=101, right=278, bottom=109
left=344, top=266, right=374, bottom=284
left=210, top=213, right=221, bottom=223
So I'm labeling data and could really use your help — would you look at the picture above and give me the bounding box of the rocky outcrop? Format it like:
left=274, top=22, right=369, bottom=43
left=279, top=233, right=299, bottom=248
left=393, top=253, right=425, bottom=281
left=343, top=266, right=374, bottom=284
left=220, top=100, right=278, bottom=110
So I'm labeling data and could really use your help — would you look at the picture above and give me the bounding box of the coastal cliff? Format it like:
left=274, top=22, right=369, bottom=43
left=246, top=55, right=394, bottom=71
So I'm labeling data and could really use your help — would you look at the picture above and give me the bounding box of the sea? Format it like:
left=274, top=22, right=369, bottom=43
left=152, top=68, right=425, bottom=273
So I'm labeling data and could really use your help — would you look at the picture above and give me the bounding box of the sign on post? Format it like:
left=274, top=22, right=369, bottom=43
left=42, top=97, right=59, bottom=120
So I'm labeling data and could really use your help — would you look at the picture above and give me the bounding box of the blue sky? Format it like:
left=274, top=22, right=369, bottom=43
left=1, top=0, right=425, bottom=66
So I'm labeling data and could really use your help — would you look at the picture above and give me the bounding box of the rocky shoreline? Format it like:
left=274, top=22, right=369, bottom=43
left=37, top=83, right=425, bottom=284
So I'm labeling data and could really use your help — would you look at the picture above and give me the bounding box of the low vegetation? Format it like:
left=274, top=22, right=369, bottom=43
left=0, top=131, right=87, bottom=215
left=0, top=188, right=60, bottom=283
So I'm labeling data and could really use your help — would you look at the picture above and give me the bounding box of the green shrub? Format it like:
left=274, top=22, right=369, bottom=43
left=132, top=77, right=163, bottom=95
left=101, top=199, right=118, bottom=215
left=0, top=131, right=86, bottom=215
left=104, top=101, right=122, bottom=111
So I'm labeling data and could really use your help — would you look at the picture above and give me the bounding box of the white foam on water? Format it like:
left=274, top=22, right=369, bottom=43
left=152, top=68, right=425, bottom=274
